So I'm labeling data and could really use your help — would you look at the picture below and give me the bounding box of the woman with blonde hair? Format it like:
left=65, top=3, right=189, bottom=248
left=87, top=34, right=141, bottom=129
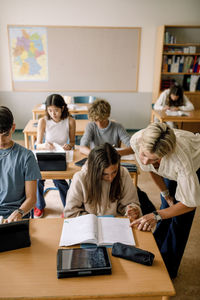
left=128, top=122, right=200, bottom=278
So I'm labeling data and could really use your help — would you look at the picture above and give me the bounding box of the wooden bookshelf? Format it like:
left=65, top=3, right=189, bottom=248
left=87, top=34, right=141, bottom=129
left=152, top=25, right=200, bottom=132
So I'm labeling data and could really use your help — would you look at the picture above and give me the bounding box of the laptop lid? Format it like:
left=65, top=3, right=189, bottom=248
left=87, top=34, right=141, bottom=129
left=0, top=219, right=31, bottom=252
left=36, top=152, right=67, bottom=171
left=57, top=247, right=112, bottom=278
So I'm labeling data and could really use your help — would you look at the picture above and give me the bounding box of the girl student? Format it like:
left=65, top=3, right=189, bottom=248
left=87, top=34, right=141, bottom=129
left=64, top=143, right=141, bottom=219
left=34, top=94, right=76, bottom=218
left=154, top=84, right=194, bottom=128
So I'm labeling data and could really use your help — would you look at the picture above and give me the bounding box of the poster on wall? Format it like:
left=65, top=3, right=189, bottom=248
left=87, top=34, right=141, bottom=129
left=8, top=26, right=48, bottom=81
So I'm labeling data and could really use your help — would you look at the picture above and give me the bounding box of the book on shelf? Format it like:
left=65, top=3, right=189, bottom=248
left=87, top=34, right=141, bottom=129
left=59, top=214, right=135, bottom=247
left=183, top=56, right=194, bottom=73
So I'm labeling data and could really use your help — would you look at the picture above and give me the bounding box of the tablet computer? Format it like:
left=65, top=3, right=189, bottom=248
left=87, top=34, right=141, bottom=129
left=36, top=152, right=67, bottom=171
left=57, top=247, right=112, bottom=278
left=0, top=219, right=31, bottom=252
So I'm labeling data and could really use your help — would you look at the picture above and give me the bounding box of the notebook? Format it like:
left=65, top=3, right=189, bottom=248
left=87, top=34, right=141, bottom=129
left=57, top=247, right=112, bottom=278
left=36, top=152, right=67, bottom=171
left=0, top=219, right=31, bottom=252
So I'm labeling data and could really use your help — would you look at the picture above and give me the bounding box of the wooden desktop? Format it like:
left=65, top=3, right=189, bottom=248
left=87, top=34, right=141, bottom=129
left=0, top=218, right=175, bottom=300
left=151, top=109, right=200, bottom=129
left=41, top=149, right=139, bottom=186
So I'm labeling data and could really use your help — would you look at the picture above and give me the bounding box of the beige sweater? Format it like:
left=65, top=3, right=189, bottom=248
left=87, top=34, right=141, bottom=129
left=64, top=165, right=141, bottom=218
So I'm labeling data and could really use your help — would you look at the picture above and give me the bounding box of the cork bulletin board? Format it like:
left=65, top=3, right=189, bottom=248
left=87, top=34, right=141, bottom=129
left=8, top=25, right=141, bottom=92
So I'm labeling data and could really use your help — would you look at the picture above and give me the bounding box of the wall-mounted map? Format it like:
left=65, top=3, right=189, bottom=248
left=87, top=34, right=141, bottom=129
left=8, top=26, right=48, bottom=81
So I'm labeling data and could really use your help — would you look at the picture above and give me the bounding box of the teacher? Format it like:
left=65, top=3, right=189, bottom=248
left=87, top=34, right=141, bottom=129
left=129, top=122, right=200, bottom=278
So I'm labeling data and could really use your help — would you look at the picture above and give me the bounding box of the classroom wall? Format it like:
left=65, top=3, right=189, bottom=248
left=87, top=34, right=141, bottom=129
left=0, top=0, right=199, bottom=129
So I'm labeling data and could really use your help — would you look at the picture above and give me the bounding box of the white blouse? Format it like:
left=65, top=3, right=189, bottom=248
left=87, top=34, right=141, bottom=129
left=130, top=129, right=200, bottom=207
left=45, top=117, right=69, bottom=146
left=154, top=89, right=194, bottom=111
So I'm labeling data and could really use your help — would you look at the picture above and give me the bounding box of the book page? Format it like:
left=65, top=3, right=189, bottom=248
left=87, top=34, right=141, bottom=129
left=165, top=110, right=189, bottom=117
left=97, top=217, right=135, bottom=246
left=59, top=214, right=98, bottom=246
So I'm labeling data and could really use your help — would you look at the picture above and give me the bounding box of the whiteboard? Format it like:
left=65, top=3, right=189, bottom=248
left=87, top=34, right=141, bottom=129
left=8, top=25, right=141, bottom=92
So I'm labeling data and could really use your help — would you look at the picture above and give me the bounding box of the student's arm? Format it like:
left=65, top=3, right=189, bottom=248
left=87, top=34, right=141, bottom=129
left=117, top=124, right=134, bottom=156
left=154, top=90, right=169, bottom=111
left=79, top=123, right=94, bottom=155
left=5, top=180, right=37, bottom=223
left=118, top=147, right=134, bottom=156
left=179, top=95, right=194, bottom=111
left=36, top=118, right=54, bottom=150
left=79, top=146, right=91, bottom=156
left=63, top=116, right=76, bottom=150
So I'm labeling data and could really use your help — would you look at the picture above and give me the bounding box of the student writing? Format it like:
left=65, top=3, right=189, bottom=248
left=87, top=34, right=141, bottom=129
left=154, top=84, right=194, bottom=128
left=64, top=143, right=141, bottom=218
left=34, top=94, right=76, bottom=218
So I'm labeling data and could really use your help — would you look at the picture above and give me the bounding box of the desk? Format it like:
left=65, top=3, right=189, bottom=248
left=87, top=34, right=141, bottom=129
left=151, top=109, right=200, bottom=129
left=0, top=218, right=175, bottom=300
left=41, top=149, right=139, bottom=186
left=23, top=119, right=89, bottom=149
left=32, top=103, right=90, bottom=120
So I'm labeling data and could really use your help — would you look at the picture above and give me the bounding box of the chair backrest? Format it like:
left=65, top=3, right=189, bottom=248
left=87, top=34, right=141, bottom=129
left=73, top=96, right=89, bottom=103
left=73, top=96, right=95, bottom=120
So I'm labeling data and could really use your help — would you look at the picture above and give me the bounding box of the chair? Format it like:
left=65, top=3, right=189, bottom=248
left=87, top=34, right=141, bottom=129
left=73, top=96, right=96, bottom=119
left=73, top=96, right=96, bottom=144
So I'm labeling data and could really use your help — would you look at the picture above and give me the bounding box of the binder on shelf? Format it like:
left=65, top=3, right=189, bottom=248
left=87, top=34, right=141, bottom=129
left=167, top=58, right=172, bottom=72
left=179, top=56, right=184, bottom=73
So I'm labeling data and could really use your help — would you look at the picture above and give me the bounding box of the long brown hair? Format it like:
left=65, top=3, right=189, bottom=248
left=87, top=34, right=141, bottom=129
left=166, top=84, right=184, bottom=107
left=86, top=143, right=122, bottom=208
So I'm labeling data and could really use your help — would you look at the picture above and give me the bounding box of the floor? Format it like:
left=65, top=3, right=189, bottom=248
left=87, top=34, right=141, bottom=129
left=14, top=131, right=200, bottom=299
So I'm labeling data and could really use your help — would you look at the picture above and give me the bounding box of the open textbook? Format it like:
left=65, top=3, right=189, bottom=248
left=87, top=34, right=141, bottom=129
left=59, top=214, right=135, bottom=247
left=165, top=110, right=189, bottom=117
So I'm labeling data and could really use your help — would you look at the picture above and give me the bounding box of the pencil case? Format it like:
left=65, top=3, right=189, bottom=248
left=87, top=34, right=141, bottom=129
left=112, top=242, right=155, bottom=266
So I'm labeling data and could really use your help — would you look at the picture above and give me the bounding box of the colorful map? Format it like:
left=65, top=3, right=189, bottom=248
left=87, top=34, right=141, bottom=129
left=9, top=27, right=48, bottom=81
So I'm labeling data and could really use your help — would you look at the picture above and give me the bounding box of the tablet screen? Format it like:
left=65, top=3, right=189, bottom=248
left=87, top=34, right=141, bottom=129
left=57, top=247, right=112, bottom=278
left=61, top=247, right=107, bottom=269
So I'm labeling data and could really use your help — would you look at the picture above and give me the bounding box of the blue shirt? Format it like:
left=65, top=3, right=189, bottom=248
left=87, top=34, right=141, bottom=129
left=0, top=143, right=41, bottom=217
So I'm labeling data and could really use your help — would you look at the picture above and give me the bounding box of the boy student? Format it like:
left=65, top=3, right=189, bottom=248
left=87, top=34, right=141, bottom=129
left=0, top=106, right=41, bottom=223
left=79, top=98, right=133, bottom=156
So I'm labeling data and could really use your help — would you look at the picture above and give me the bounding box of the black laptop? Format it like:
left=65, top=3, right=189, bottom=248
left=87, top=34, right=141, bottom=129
left=36, top=152, right=67, bottom=171
left=57, top=247, right=112, bottom=278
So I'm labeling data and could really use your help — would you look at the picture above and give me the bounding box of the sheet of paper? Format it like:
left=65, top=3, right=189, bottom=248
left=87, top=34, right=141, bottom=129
left=59, top=214, right=98, bottom=246
left=97, top=217, right=135, bottom=246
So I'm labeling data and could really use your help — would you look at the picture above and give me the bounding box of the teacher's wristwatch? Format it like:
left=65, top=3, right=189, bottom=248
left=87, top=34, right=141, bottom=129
left=16, top=208, right=25, bottom=217
left=152, top=211, right=162, bottom=222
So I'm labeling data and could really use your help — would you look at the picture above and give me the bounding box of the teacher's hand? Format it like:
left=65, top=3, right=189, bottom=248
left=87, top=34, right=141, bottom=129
left=130, top=213, right=157, bottom=231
